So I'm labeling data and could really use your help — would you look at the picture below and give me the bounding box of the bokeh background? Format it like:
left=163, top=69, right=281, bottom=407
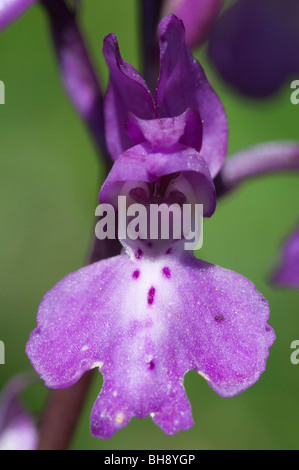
left=0, top=0, right=298, bottom=450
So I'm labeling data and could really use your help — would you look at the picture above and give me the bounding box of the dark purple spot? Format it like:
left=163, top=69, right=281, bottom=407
left=166, top=248, right=172, bottom=255
left=147, top=242, right=153, bottom=248
left=148, top=360, right=155, bottom=370
left=215, top=315, right=224, bottom=323
left=162, top=267, right=171, bottom=279
left=135, top=248, right=143, bottom=260
left=147, top=287, right=156, bottom=305
left=132, top=270, right=140, bottom=279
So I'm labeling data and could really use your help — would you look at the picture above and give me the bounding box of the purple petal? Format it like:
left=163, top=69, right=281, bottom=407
left=26, top=250, right=274, bottom=439
left=42, top=0, right=107, bottom=160
left=273, top=225, right=299, bottom=289
left=208, top=0, right=299, bottom=97
left=100, top=142, right=216, bottom=217
left=156, top=15, right=228, bottom=177
left=175, top=253, right=275, bottom=397
left=0, top=376, right=38, bottom=450
left=103, top=34, right=155, bottom=161
left=163, top=0, right=224, bottom=48
left=26, top=257, right=129, bottom=389
left=0, top=0, right=36, bottom=31
left=26, top=253, right=194, bottom=437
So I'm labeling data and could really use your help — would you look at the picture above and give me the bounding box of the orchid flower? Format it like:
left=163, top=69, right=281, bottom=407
left=26, top=15, right=275, bottom=440
left=0, top=375, right=38, bottom=450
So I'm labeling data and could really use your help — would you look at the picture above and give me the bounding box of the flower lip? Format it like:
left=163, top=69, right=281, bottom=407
left=26, top=250, right=275, bottom=439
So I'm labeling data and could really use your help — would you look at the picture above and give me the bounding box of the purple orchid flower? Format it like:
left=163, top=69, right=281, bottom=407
left=0, top=375, right=38, bottom=450
left=208, top=0, right=299, bottom=97
left=273, top=225, right=299, bottom=289
left=26, top=15, right=275, bottom=440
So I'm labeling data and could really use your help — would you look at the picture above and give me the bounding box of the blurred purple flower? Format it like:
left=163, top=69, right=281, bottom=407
left=208, top=0, right=299, bottom=97
left=162, top=0, right=225, bottom=48
left=0, top=0, right=107, bottom=161
left=0, top=0, right=37, bottom=31
left=26, top=15, right=275, bottom=440
left=273, top=226, right=299, bottom=289
left=218, top=142, right=299, bottom=192
left=159, top=0, right=299, bottom=98
left=216, top=143, right=299, bottom=290
left=42, top=0, right=107, bottom=160
left=0, top=375, right=38, bottom=450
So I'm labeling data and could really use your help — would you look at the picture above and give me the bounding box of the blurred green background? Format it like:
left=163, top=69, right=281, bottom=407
left=0, top=0, right=298, bottom=451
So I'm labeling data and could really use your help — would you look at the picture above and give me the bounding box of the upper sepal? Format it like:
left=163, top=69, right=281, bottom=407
left=156, top=15, right=228, bottom=177
left=103, top=34, right=155, bottom=161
